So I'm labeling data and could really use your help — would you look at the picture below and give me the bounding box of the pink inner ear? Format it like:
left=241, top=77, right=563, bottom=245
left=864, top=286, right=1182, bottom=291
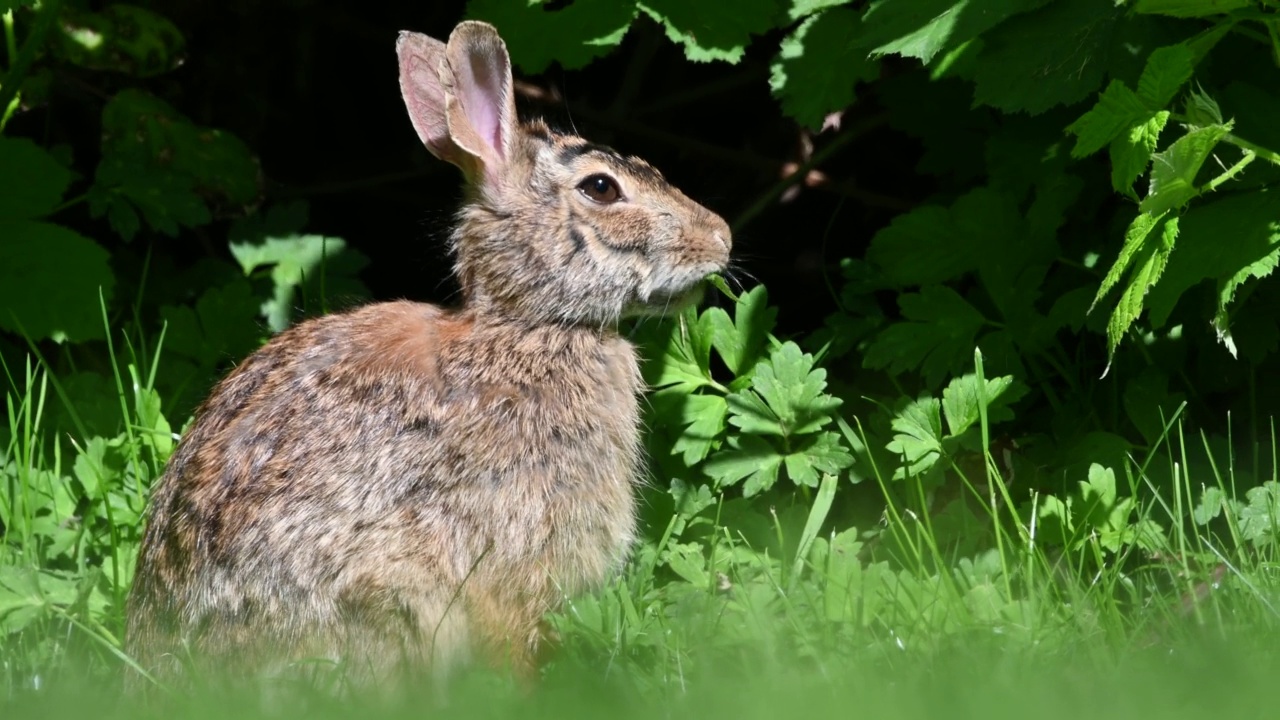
left=461, top=48, right=505, bottom=160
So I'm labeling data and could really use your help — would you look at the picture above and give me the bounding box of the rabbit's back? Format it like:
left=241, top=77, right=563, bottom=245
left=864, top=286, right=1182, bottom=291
left=127, top=300, right=643, bottom=682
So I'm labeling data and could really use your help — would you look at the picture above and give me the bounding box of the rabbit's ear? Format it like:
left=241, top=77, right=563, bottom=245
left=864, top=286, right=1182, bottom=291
left=440, top=21, right=516, bottom=184
left=397, top=31, right=469, bottom=169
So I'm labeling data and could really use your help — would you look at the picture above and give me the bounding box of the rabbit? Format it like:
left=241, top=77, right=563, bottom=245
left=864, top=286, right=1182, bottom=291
left=124, top=20, right=732, bottom=693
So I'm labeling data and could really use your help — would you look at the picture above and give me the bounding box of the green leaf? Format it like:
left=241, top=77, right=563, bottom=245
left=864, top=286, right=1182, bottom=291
left=0, top=137, right=73, bottom=219
left=863, top=286, right=986, bottom=387
left=1136, top=44, right=1194, bottom=109
left=770, top=8, right=880, bottom=129
left=1122, top=368, right=1186, bottom=445
left=88, top=162, right=210, bottom=239
left=160, top=278, right=264, bottom=364
left=230, top=235, right=358, bottom=332
left=1146, top=189, right=1280, bottom=337
left=1109, top=111, right=1168, bottom=197
left=670, top=393, right=728, bottom=465
left=1091, top=211, right=1167, bottom=314
left=0, top=222, right=115, bottom=342
left=1140, top=123, right=1232, bottom=216
left=664, top=542, right=709, bottom=586
left=860, top=0, right=1049, bottom=64
left=973, top=0, right=1121, bottom=114
left=1191, top=485, right=1234, bottom=526
left=940, top=373, right=1025, bottom=437
left=787, top=0, right=846, bottom=20
left=1104, top=217, right=1179, bottom=363
left=783, top=432, right=854, bottom=487
left=708, top=284, right=777, bottom=376
left=51, top=4, right=185, bottom=77
left=886, top=395, right=945, bottom=479
left=639, top=0, right=781, bottom=63
left=703, top=434, right=783, bottom=496
left=1133, top=0, right=1252, bottom=18
left=1237, top=482, right=1280, bottom=545
left=1066, top=80, right=1151, bottom=159
left=727, top=342, right=842, bottom=438
left=466, top=0, right=638, bottom=73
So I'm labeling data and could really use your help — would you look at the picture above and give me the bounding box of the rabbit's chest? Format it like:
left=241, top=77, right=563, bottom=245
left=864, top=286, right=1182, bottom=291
left=428, top=338, right=644, bottom=591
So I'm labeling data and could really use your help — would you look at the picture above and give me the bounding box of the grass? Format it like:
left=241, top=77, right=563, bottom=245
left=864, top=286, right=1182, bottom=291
left=2, top=341, right=1279, bottom=719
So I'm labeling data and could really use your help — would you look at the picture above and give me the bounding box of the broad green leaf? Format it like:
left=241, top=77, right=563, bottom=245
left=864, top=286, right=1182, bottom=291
left=0, top=137, right=73, bottom=219
left=51, top=4, right=185, bottom=77
left=886, top=395, right=944, bottom=478
left=867, top=205, right=969, bottom=286
left=1133, top=0, right=1251, bottom=17
left=1091, top=211, right=1167, bottom=314
left=1077, top=463, right=1118, bottom=525
left=1136, top=44, right=1194, bottom=109
left=91, top=89, right=260, bottom=239
left=783, top=432, right=854, bottom=487
left=940, top=373, right=1025, bottom=437
left=1109, top=111, right=1168, bottom=197
left=1237, top=483, right=1280, bottom=544
left=860, top=0, right=1048, bottom=64
left=1104, top=217, right=1179, bottom=363
left=0, top=222, right=115, bottom=342
left=160, top=278, right=264, bottom=364
left=973, top=0, right=1121, bottom=114
left=664, top=542, right=708, bottom=586
left=1140, top=123, right=1232, bottom=216
left=1191, top=485, right=1235, bottom=525
left=230, top=235, right=356, bottom=332
left=788, top=0, right=846, bottom=20
left=669, top=478, right=716, bottom=520
left=1066, top=80, right=1150, bottom=158
left=770, top=8, right=880, bottom=129
left=703, top=434, right=783, bottom=496
left=640, top=0, right=780, bottom=63
left=466, top=0, right=638, bottom=73
left=1146, top=190, right=1280, bottom=335
left=1122, top=368, right=1186, bottom=445
left=729, top=342, right=842, bottom=438
left=863, top=286, right=986, bottom=387
left=670, top=393, right=728, bottom=465
left=708, top=284, right=776, bottom=376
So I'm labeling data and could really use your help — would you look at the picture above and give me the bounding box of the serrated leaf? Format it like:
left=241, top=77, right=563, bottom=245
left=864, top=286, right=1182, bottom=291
left=787, top=0, right=846, bottom=20
left=51, top=4, right=185, bottom=77
left=973, top=0, right=1121, bottom=114
left=0, top=137, right=73, bottom=219
left=1140, top=123, right=1232, bottom=216
left=640, top=0, right=780, bottom=63
left=671, top=393, right=728, bottom=465
left=703, top=434, right=783, bottom=496
left=1109, top=111, right=1168, bottom=197
left=863, top=286, right=986, bottom=387
left=887, top=396, right=944, bottom=478
left=1137, top=44, right=1193, bottom=109
left=1145, top=190, right=1280, bottom=336
left=783, top=432, right=854, bottom=487
left=770, top=8, right=880, bottom=129
left=160, top=278, right=263, bottom=364
left=664, top=542, right=709, bottom=586
left=728, top=342, right=841, bottom=437
left=230, top=235, right=358, bottom=332
left=1237, top=482, right=1280, bottom=544
left=0, top=222, right=115, bottom=342
left=1104, top=217, right=1179, bottom=362
left=1133, top=0, right=1251, bottom=17
left=1191, top=485, right=1233, bottom=525
left=860, top=0, right=1048, bottom=64
left=466, top=0, right=638, bottom=73
left=1066, top=80, right=1150, bottom=159
left=709, top=284, right=776, bottom=376
left=1091, top=211, right=1167, bottom=314
left=940, top=373, right=1025, bottom=437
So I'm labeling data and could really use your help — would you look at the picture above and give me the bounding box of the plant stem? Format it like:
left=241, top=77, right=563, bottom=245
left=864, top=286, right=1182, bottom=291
left=0, top=0, right=63, bottom=134
left=1225, top=134, right=1280, bottom=166
left=3, top=10, right=17, bottom=68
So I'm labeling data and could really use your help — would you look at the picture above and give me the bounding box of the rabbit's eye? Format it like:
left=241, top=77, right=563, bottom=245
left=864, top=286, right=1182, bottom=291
left=578, top=174, right=621, bottom=204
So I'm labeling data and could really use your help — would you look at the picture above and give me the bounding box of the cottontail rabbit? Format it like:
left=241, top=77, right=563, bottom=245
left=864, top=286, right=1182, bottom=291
left=124, top=21, right=731, bottom=690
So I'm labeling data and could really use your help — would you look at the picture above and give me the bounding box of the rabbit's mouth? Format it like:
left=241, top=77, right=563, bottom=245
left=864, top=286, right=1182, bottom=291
left=626, top=282, right=706, bottom=318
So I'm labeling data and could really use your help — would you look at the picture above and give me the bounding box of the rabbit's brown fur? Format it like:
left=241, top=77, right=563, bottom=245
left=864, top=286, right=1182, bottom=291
left=124, top=21, right=731, bottom=691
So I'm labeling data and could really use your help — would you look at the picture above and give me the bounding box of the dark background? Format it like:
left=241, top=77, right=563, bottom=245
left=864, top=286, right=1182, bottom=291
left=61, top=0, right=932, bottom=335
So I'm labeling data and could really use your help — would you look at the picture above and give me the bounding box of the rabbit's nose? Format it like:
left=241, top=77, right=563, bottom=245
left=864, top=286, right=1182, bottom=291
left=708, top=214, right=732, bottom=252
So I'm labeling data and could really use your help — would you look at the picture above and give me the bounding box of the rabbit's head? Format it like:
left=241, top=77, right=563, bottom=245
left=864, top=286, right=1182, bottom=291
left=397, top=22, right=732, bottom=326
